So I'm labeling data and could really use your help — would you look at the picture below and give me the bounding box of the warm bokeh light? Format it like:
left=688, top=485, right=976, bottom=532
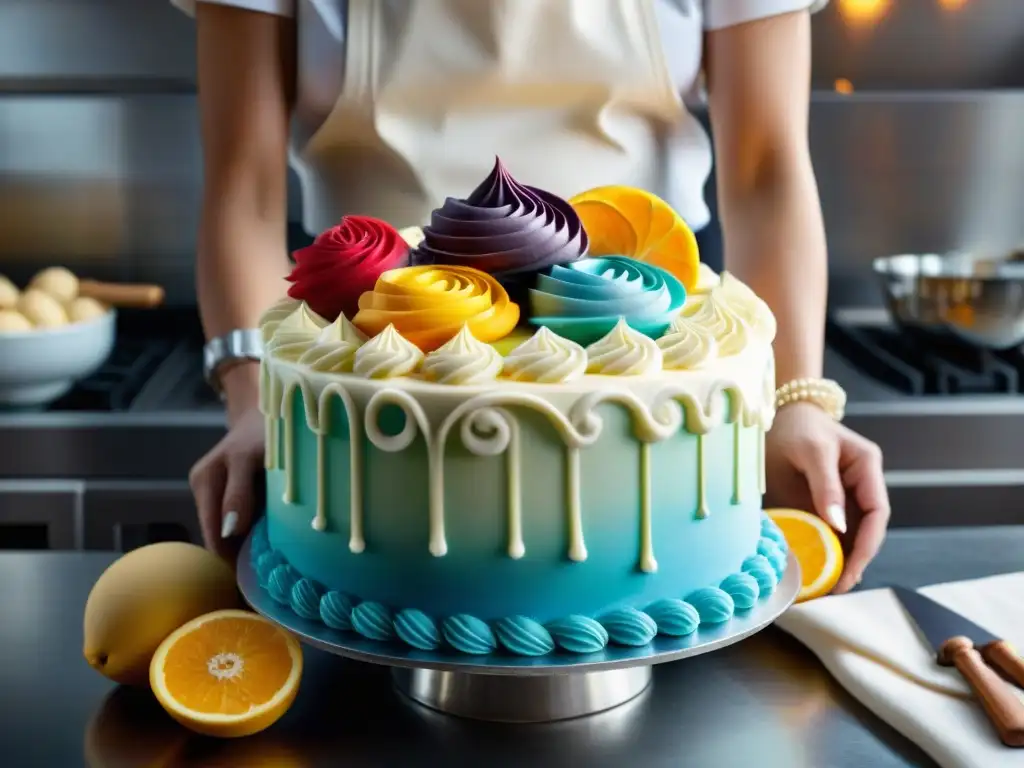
left=937, top=0, right=969, bottom=10
left=837, top=0, right=892, bottom=26
left=834, top=78, right=855, bottom=95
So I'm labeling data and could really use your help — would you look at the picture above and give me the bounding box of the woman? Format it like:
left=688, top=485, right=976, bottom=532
left=179, top=0, right=889, bottom=593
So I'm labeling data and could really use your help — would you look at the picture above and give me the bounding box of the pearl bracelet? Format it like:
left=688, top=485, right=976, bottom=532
left=774, top=377, right=847, bottom=423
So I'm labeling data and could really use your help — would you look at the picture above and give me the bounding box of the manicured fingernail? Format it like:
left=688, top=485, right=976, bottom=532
left=221, top=511, right=239, bottom=539
left=824, top=504, right=847, bottom=534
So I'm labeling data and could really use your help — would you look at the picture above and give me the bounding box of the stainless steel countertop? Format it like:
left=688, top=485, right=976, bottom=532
left=6, top=526, right=1023, bottom=768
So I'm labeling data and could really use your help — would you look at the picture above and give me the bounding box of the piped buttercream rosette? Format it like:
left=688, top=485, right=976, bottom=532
left=352, top=265, right=520, bottom=352
left=415, top=158, right=588, bottom=298
left=528, top=256, right=686, bottom=346
left=287, top=215, right=410, bottom=321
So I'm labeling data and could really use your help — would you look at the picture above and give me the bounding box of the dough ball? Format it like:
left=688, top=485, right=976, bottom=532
left=0, top=310, right=32, bottom=333
left=29, top=266, right=79, bottom=304
left=67, top=296, right=108, bottom=324
left=0, top=275, right=19, bottom=310
left=18, top=289, right=68, bottom=329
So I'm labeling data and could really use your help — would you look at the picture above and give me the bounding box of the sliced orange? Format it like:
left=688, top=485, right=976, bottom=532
left=149, top=609, right=302, bottom=738
left=766, top=508, right=845, bottom=602
left=569, top=185, right=701, bottom=291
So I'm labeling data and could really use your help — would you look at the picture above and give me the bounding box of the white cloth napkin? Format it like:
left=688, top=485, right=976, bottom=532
left=776, top=572, right=1024, bottom=768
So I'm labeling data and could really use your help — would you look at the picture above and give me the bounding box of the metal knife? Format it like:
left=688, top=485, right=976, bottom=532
left=892, top=585, right=1024, bottom=747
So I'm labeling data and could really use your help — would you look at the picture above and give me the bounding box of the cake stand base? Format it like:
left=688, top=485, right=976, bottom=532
left=393, top=665, right=652, bottom=723
left=238, top=532, right=799, bottom=723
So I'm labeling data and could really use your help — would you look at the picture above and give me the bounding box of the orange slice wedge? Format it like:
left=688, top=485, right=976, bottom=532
left=766, top=508, right=845, bottom=602
left=569, top=185, right=700, bottom=291
left=149, top=610, right=302, bottom=738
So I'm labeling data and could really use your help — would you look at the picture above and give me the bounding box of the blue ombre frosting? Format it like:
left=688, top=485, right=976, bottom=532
left=250, top=519, right=788, bottom=657
left=528, top=256, right=686, bottom=345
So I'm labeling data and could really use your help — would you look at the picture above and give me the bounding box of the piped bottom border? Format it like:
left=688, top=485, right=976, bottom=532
left=250, top=515, right=789, bottom=658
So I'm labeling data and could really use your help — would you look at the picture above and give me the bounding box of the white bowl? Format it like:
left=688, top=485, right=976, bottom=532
left=0, top=309, right=116, bottom=406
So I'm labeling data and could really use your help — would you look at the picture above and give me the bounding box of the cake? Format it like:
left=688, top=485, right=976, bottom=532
left=252, top=159, right=788, bottom=657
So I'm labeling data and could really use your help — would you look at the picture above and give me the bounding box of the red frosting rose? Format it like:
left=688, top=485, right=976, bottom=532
left=287, top=216, right=410, bottom=321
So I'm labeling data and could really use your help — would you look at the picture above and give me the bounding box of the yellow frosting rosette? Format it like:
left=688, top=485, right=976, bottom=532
left=353, top=265, right=520, bottom=352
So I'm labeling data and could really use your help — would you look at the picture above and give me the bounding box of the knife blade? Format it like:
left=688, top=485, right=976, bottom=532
left=892, top=585, right=1024, bottom=748
left=892, top=586, right=1024, bottom=690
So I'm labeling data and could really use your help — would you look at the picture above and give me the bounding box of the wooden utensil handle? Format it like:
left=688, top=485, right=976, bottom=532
left=982, top=640, right=1024, bottom=691
left=941, top=636, right=1024, bottom=747
left=78, top=279, right=164, bottom=309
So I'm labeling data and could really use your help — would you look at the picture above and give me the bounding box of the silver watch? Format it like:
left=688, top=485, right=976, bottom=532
left=203, top=329, right=265, bottom=396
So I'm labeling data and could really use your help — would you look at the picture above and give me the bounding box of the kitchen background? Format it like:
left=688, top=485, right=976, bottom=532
left=0, top=0, right=1022, bottom=550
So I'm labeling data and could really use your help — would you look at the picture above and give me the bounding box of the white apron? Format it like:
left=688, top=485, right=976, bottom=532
left=295, top=0, right=690, bottom=233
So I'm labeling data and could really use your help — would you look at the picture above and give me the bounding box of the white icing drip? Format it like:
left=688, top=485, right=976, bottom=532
left=258, top=296, right=302, bottom=343
left=298, top=315, right=367, bottom=373
left=353, top=324, right=424, bottom=379
left=422, top=325, right=503, bottom=385
left=503, top=326, right=587, bottom=383
left=681, top=290, right=749, bottom=357
left=719, top=272, right=777, bottom=343
left=266, top=303, right=328, bottom=362
left=657, top=315, right=718, bottom=370
left=585, top=318, right=663, bottom=376
left=638, top=442, right=656, bottom=573
left=263, top=326, right=776, bottom=562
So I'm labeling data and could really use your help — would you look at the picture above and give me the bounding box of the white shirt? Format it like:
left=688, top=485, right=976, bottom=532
left=174, top=0, right=827, bottom=232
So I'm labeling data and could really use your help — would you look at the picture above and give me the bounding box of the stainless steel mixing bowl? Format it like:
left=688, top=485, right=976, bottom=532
left=872, top=249, right=1024, bottom=349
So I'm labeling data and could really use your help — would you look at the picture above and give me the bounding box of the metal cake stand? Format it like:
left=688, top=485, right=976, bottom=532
left=238, top=532, right=800, bottom=723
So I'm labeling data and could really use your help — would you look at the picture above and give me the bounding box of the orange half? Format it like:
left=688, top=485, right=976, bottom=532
left=569, top=185, right=700, bottom=291
left=149, top=610, right=303, bottom=738
left=766, top=508, right=845, bottom=602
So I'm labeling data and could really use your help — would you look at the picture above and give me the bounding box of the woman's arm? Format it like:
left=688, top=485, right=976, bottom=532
left=195, top=4, right=296, bottom=421
left=705, top=10, right=826, bottom=385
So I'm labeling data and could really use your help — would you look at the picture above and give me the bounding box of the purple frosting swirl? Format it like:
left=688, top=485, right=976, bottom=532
left=416, top=157, right=588, bottom=279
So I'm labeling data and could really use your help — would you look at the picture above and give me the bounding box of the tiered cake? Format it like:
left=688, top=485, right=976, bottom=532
left=251, top=159, right=789, bottom=657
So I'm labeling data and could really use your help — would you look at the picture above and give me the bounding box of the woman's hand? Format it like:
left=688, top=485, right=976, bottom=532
left=764, top=402, right=890, bottom=593
left=189, top=361, right=266, bottom=559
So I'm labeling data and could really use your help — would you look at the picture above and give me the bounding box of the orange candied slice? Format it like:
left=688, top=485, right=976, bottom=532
left=149, top=610, right=303, bottom=738
left=766, top=508, right=845, bottom=602
left=569, top=185, right=700, bottom=291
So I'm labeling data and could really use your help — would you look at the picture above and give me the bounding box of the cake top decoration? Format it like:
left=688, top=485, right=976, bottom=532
left=352, top=265, right=520, bottom=352
left=287, top=215, right=410, bottom=321
left=569, top=185, right=700, bottom=292
left=415, top=158, right=588, bottom=282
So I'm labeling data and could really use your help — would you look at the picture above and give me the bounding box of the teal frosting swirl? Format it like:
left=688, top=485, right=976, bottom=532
left=757, top=538, right=788, bottom=578
left=494, top=616, right=556, bottom=657
left=267, top=564, right=300, bottom=605
left=351, top=602, right=394, bottom=641
left=685, top=587, right=735, bottom=625
left=720, top=572, right=761, bottom=611
left=442, top=615, right=497, bottom=655
left=742, top=554, right=779, bottom=594
left=247, top=518, right=787, bottom=658
left=255, top=550, right=286, bottom=588
left=528, top=256, right=687, bottom=345
left=394, top=609, right=441, bottom=651
left=760, top=517, right=789, bottom=551
left=599, top=606, right=658, bottom=647
left=645, top=598, right=700, bottom=637
left=545, top=615, right=609, bottom=654
left=289, top=577, right=324, bottom=620
left=319, top=591, right=356, bottom=631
